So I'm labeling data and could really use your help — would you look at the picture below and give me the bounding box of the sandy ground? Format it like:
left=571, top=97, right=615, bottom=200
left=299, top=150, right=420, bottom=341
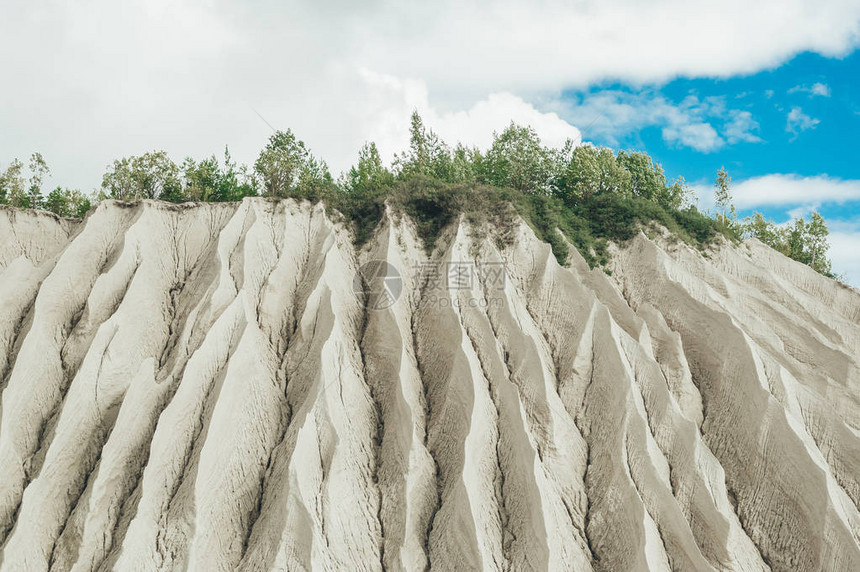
left=0, top=199, right=858, bottom=571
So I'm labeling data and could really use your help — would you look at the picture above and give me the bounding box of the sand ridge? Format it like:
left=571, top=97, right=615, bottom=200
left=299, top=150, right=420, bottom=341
left=0, top=198, right=858, bottom=571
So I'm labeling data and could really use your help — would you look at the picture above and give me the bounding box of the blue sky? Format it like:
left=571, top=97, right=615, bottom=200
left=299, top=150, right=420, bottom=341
left=555, top=51, right=860, bottom=283
left=2, top=0, right=859, bottom=283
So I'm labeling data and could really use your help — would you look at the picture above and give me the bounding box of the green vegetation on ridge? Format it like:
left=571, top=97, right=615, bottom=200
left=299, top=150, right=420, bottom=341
left=0, top=112, right=835, bottom=278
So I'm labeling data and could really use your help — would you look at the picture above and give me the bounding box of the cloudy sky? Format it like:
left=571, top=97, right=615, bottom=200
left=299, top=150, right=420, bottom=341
left=2, top=0, right=860, bottom=283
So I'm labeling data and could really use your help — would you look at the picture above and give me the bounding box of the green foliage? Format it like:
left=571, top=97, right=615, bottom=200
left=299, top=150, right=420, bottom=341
left=101, top=148, right=257, bottom=205
left=182, top=156, right=220, bottom=201
left=27, top=152, right=49, bottom=209
left=745, top=212, right=779, bottom=245
left=450, top=144, right=481, bottom=184
left=562, top=194, right=724, bottom=264
left=480, top=123, right=555, bottom=194
left=556, top=144, right=631, bottom=203
left=509, top=193, right=578, bottom=264
left=389, top=178, right=538, bottom=254
left=183, top=148, right=258, bottom=202
left=1, top=112, right=837, bottom=280
left=336, top=142, right=396, bottom=245
left=390, top=176, right=469, bottom=249
left=806, top=212, right=832, bottom=275
left=674, top=205, right=725, bottom=243
left=342, top=142, right=393, bottom=194
left=744, top=210, right=833, bottom=276
left=714, top=166, right=733, bottom=223
left=102, top=151, right=182, bottom=201
left=616, top=150, right=673, bottom=205
left=0, top=159, right=27, bottom=207
left=1, top=154, right=95, bottom=217
left=254, top=130, right=333, bottom=200
left=44, top=187, right=91, bottom=217
left=665, top=176, right=696, bottom=210
left=394, top=111, right=456, bottom=181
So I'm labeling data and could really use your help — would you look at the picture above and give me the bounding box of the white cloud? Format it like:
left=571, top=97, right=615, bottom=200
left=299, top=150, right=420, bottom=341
left=558, top=91, right=760, bottom=152
left=811, top=82, right=832, bottom=96
left=786, top=204, right=817, bottom=219
left=1, top=0, right=859, bottom=189
left=828, top=225, right=860, bottom=287
left=432, top=94, right=581, bottom=150
left=788, top=82, right=832, bottom=97
left=723, top=111, right=763, bottom=144
left=693, top=175, right=860, bottom=286
left=355, top=70, right=580, bottom=165
left=662, top=123, right=724, bottom=152
left=343, top=0, right=860, bottom=92
left=786, top=107, right=821, bottom=136
left=731, top=174, right=860, bottom=208
left=692, top=174, right=860, bottom=214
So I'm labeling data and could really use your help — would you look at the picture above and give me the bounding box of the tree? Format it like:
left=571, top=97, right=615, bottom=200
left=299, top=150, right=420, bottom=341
left=182, top=155, right=221, bottom=201
left=182, top=149, right=259, bottom=202
left=783, top=216, right=809, bottom=264
left=806, top=211, right=832, bottom=275
left=449, top=144, right=480, bottom=184
left=218, top=147, right=258, bottom=201
left=0, top=159, right=27, bottom=207
left=481, top=123, right=554, bottom=194
left=101, top=157, right=136, bottom=200
left=102, top=151, right=182, bottom=201
left=298, top=154, right=335, bottom=199
left=556, top=144, right=631, bottom=204
left=745, top=210, right=834, bottom=277
left=616, top=150, right=667, bottom=202
left=254, top=130, right=331, bottom=199
left=399, top=111, right=431, bottom=177
left=393, top=111, right=453, bottom=181
left=343, top=142, right=394, bottom=195
left=664, top=176, right=696, bottom=210
left=43, top=187, right=69, bottom=216
left=745, top=212, right=779, bottom=245
left=714, top=167, right=733, bottom=223
left=71, top=191, right=92, bottom=218
left=138, top=152, right=183, bottom=201
left=27, top=152, right=50, bottom=209
left=43, top=187, right=92, bottom=217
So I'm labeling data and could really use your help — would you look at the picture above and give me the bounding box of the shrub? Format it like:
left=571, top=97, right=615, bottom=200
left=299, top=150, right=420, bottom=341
left=9, top=113, right=829, bottom=276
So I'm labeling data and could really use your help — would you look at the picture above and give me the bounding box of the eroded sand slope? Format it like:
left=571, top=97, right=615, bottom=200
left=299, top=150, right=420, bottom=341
left=0, top=199, right=858, bottom=571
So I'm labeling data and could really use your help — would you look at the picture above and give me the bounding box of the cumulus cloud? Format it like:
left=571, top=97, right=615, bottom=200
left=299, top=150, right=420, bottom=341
left=788, top=82, right=832, bottom=97
left=354, top=70, right=580, bottom=165
left=730, top=174, right=860, bottom=208
left=342, top=0, right=860, bottom=91
left=1, top=0, right=859, bottom=188
left=828, top=223, right=860, bottom=287
left=662, top=123, right=724, bottom=152
left=690, top=174, right=860, bottom=286
left=558, top=92, right=760, bottom=152
left=723, top=111, right=763, bottom=144
left=786, top=107, right=821, bottom=137
left=692, top=174, right=860, bottom=213
left=811, top=82, right=832, bottom=96
left=786, top=204, right=818, bottom=220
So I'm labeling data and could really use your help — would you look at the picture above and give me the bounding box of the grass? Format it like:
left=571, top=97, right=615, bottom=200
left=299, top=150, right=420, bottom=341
left=284, top=176, right=737, bottom=269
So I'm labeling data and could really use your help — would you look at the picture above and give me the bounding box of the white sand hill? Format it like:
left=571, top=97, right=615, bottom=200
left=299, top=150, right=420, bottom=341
left=0, top=198, right=858, bottom=571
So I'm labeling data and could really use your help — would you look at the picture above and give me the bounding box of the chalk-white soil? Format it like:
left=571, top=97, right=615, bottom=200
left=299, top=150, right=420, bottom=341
left=0, top=199, right=858, bottom=571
